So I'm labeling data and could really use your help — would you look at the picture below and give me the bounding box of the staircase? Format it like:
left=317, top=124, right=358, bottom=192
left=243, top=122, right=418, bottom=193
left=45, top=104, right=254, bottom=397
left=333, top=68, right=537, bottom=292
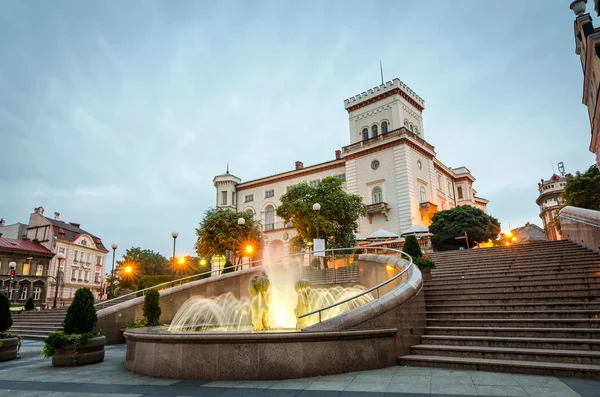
left=9, top=308, right=66, bottom=340
left=398, top=240, right=600, bottom=378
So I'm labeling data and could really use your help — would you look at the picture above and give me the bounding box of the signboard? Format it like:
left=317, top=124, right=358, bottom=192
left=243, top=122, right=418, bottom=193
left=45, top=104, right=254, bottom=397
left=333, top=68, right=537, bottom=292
left=313, top=239, right=326, bottom=257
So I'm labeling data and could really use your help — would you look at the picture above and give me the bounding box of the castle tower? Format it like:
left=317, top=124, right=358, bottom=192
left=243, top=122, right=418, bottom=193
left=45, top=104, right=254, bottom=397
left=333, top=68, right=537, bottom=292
left=213, top=169, right=240, bottom=210
left=344, top=78, right=425, bottom=144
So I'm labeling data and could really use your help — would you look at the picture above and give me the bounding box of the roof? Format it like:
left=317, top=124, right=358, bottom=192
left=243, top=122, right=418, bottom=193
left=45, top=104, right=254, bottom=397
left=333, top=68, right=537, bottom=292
left=367, top=229, right=399, bottom=240
left=0, top=238, right=55, bottom=256
left=45, top=218, right=108, bottom=252
left=354, top=233, right=367, bottom=241
left=400, top=225, right=430, bottom=237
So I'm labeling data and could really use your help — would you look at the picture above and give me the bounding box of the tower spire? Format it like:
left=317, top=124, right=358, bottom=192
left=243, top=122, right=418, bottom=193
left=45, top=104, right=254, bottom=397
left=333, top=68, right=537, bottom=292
left=380, top=60, right=384, bottom=85
left=226, top=162, right=229, bottom=174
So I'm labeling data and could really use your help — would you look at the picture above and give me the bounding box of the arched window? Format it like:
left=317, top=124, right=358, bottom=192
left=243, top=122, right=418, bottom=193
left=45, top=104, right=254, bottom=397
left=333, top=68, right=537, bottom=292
left=362, top=128, right=369, bottom=140
left=245, top=208, right=254, bottom=218
left=265, top=205, right=275, bottom=231
left=414, top=126, right=419, bottom=135
left=420, top=186, right=427, bottom=203
left=404, top=119, right=410, bottom=129
left=410, top=123, right=414, bottom=133
left=371, top=125, right=378, bottom=138
left=372, top=187, right=383, bottom=204
left=381, top=121, right=388, bottom=134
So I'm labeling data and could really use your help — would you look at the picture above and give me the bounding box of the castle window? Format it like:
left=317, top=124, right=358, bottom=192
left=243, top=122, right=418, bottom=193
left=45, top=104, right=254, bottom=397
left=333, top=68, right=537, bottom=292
left=410, top=124, right=414, bottom=133
left=244, top=194, right=254, bottom=202
left=381, top=121, right=388, bottom=134
left=404, top=119, right=409, bottom=128
left=371, top=125, right=378, bottom=138
left=362, top=128, right=369, bottom=140
left=415, top=126, right=419, bottom=135
left=222, top=191, right=228, bottom=206
left=372, top=187, right=383, bottom=204
left=265, top=190, right=275, bottom=198
left=420, top=187, right=427, bottom=203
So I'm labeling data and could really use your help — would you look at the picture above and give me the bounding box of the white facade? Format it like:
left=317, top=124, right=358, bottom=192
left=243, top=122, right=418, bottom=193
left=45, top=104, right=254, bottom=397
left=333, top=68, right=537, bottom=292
left=213, top=78, right=488, bottom=257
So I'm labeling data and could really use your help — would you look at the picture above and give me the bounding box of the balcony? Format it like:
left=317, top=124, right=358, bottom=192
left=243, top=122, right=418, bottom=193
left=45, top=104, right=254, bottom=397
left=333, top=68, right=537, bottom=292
left=419, top=201, right=438, bottom=218
left=366, top=202, right=390, bottom=223
left=260, top=222, right=294, bottom=232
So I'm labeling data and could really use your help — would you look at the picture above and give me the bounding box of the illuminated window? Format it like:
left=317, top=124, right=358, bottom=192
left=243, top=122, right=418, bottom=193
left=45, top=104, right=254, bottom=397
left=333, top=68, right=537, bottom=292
left=22, top=263, right=30, bottom=276
left=36, top=264, right=43, bottom=276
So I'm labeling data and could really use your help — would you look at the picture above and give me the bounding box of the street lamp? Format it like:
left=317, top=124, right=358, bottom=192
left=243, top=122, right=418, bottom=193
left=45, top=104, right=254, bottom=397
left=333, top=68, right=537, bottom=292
left=237, top=217, right=245, bottom=226
left=312, top=203, right=321, bottom=239
left=110, top=243, right=118, bottom=299
left=171, top=231, right=179, bottom=286
left=52, top=252, right=65, bottom=309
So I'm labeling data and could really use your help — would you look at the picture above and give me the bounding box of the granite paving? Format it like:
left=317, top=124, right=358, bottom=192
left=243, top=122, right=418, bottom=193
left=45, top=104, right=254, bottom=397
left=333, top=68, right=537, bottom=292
left=0, top=341, right=598, bottom=397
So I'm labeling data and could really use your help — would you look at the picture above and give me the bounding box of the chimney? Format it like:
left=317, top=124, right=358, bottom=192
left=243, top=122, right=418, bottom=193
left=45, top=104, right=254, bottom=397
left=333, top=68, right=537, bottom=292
left=295, top=161, right=304, bottom=170
left=335, top=150, right=341, bottom=160
left=0, top=218, right=4, bottom=227
left=54, top=212, right=60, bottom=221
left=69, top=222, right=81, bottom=228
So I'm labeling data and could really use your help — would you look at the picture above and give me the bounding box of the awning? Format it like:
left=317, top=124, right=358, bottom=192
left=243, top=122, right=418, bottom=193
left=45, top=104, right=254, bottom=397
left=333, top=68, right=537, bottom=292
left=366, top=229, right=399, bottom=240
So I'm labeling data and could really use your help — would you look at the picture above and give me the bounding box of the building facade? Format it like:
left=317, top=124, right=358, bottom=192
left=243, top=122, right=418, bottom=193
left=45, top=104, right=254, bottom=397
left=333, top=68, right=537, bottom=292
left=213, top=78, right=489, bottom=259
left=0, top=220, right=28, bottom=240
left=571, top=0, right=600, bottom=169
left=536, top=174, right=569, bottom=241
left=0, top=238, right=55, bottom=307
left=25, top=207, right=109, bottom=307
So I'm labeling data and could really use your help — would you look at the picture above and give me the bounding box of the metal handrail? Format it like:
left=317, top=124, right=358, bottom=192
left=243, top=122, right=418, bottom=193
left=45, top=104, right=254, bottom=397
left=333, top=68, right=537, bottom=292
left=298, top=247, right=413, bottom=323
left=94, top=246, right=379, bottom=309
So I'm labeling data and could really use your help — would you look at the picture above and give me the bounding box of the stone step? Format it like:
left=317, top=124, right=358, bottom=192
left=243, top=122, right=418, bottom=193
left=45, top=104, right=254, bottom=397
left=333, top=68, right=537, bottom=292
left=432, top=247, right=598, bottom=258
left=9, top=326, right=61, bottom=333
left=397, top=354, right=600, bottom=378
left=425, top=281, right=600, bottom=296
left=10, top=321, right=64, bottom=327
left=433, top=255, right=600, bottom=268
left=432, top=260, right=600, bottom=276
left=18, top=334, right=49, bottom=340
left=426, top=302, right=600, bottom=311
left=426, top=268, right=600, bottom=286
left=427, top=310, right=600, bottom=320
left=420, top=335, right=600, bottom=351
left=427, top=318, right=600, bottom=328
left=410, top=344, right=600, bottom=365
left=425, top=326, right=600, bottom=338
left=424, top=288, right=600, bottom=302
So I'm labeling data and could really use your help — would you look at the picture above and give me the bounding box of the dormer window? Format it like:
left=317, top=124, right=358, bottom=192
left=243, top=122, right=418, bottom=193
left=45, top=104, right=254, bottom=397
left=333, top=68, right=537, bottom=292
left=362, top=128, right=369, bottom=140
left=381, top=121, right=388, bottom=134
left=81, top=240, right=87, bottom=246
left=371, top=125, right=378, bottom=138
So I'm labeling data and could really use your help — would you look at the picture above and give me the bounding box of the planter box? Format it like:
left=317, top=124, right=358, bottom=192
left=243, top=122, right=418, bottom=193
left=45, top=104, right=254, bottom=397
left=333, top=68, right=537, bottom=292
left=420, top=268, right=432, bottom=281
left=52, top=336, right=106, bottom=367
left=0, top=337, right=19, bottom=362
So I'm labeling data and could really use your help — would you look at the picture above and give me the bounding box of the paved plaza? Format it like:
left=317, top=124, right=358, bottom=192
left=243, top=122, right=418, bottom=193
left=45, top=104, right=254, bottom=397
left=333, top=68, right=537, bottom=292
left=0, top=340, right=598, bottom=397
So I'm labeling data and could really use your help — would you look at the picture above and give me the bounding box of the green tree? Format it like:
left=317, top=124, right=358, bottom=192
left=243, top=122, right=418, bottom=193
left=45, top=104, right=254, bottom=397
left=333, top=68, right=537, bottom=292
left=402, top=235, right=423, bottom=260
left=24, top=297, right=34, bottom=311
left=429, top=205, right=501, bottom=251
left=143, top=289, right=161, bottom=325
left=195, top=208, right=262, bottom=264
left=563, top=165, right=600, bottom=210
left=0, top=293, right=12, bottom=333
left=63, top=288, right=97, bottom=334
left=115, top=247, right=169, bottom=288
left=276, top=177, right=366, bottom=250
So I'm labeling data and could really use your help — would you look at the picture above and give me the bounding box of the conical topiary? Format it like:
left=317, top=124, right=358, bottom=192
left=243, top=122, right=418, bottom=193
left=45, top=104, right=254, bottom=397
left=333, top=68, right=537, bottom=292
left=25, top=297, right=35, bottom=311
left=402, top=235, right=423, bottom=261
left=63, top=288, right=97, bottom=334
left=0, top=293, right=12, bottom=333
left=143, top=289, right=161, bottom=325
left=222, top=260, right=234, bottom=274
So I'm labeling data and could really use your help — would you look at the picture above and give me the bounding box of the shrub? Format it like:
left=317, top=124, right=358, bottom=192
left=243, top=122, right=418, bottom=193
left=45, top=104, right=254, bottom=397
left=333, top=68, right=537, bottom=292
left=414, top=255, right=436, bottom=269
left=0, top=294, right=13, bottom=333
left=63, top=288, right=97, bottom=334
left=402, top=235, right=423, bottom=261
left=24, top=298, right=35, bottom=311
left=310, top=258, right=320, bottom=268
left=222, top=260, right=234, bottom=274
left=137, top=275, right=173, bottom=291
left=43, top=330, right=104, bottom=358
left=143, top=289, right=161, bottom=325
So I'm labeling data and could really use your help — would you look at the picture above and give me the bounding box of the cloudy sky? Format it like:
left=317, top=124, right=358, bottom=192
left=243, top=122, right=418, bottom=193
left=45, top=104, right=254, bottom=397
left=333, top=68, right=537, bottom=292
left=0, top=0, right=596, bottom=262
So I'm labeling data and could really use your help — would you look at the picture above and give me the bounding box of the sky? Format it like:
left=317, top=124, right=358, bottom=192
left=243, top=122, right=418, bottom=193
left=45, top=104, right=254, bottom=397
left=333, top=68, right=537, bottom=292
left=0, top=0, right=596, bottom=262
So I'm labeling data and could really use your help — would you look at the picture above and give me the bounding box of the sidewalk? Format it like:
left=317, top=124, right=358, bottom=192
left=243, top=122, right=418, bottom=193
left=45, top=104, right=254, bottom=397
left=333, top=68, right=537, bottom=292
left=0, top=341, right=598, bottom=397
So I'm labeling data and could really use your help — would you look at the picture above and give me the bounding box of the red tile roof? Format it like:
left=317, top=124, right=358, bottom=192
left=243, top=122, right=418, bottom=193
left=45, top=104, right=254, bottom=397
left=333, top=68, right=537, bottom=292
left=0, top=238, right=55, bottom=256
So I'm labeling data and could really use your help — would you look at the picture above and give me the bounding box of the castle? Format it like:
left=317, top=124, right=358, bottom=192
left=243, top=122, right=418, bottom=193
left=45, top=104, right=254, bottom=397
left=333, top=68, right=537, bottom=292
left=213, top=78, right=488, bottom=259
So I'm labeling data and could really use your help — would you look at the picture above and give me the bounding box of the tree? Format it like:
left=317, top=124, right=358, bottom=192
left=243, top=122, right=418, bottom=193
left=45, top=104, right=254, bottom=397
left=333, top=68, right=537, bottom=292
left=429, top=205, right=501, bottom=251
left=24, top=297, right=35, bottom=311
left=195, top=208, right=262, bottom=264
left=402, top=235, right=423, bottom=260
left=276, top=176, right=366, bottom=250
left=563, top=165, right=600, bottom=211
left=115, top=247, right=169, bottom=288
left=0, top=293, right=12, bottom=333
left=63, top=288, right=97, bottom=334
left=143, top=289, right=161, bottom=325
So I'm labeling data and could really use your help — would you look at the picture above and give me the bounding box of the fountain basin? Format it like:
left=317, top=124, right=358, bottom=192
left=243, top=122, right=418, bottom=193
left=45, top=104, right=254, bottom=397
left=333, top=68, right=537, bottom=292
left=124, top=327, right=397, bottom=380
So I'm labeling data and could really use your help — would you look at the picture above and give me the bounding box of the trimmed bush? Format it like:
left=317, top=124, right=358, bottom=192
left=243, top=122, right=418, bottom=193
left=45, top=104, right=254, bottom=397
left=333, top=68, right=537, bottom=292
left=143, top=289, right=161, bottom=325
left=24, top=297, right=35, bottom=311
left=63, top=288, right=97, bottom=334
left=222, top=260, right=234, bottom=274
left=402, top=235, right=423, bottom=261
left=0, top=294, right=12, bottom=332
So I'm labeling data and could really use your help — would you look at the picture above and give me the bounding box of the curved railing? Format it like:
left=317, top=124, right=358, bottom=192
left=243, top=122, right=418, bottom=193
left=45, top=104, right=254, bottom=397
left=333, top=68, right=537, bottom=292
left=95, top=246, right=409, bottom=310
left=298, top=247, right=413, bottom=323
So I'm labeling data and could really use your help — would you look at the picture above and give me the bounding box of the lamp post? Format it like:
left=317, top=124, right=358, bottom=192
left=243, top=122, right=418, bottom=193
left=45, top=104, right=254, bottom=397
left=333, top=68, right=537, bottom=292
left=312, top=203, right=321, bottom=239
left=171, top=231, right=179, bottom=286
left=237, top=218, right=246, bottom=268
left=52, top=252, right=65, bottom=309
left=110, top=243, right=118, bottom=299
